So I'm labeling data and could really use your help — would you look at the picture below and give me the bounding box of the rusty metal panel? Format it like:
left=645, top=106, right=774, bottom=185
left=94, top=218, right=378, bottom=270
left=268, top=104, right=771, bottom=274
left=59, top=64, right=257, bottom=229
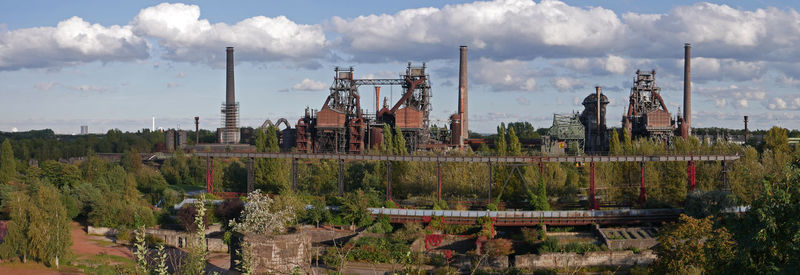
left=316, top=108, right=345, bottom=128
left=395, top=108, right=423, bottom=129
left=645, top=109, right=671, bottom=128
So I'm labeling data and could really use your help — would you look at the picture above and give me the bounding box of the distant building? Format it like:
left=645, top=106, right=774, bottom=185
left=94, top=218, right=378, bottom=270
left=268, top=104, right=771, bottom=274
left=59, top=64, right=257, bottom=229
left=165, top=129, right=187, bottom=152
left=80, top=125, right=88, bottom=135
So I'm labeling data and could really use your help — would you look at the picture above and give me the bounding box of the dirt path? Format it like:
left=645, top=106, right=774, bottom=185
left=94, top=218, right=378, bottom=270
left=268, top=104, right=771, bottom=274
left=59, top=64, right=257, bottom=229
left=70, top=222, right=133, bottom=260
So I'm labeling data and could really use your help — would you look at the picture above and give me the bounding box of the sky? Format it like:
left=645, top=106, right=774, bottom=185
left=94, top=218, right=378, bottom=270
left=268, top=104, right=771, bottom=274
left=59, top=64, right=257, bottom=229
left=1, top=0, right=800, bottom=135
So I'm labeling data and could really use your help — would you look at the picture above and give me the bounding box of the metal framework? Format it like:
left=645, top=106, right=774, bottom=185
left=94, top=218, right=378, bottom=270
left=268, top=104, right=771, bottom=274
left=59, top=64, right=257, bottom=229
left=369, top=208, right=683, bottom=226
left=199, top=152, right=738, bottom=211
left=622, top=70, right=675, bottom=141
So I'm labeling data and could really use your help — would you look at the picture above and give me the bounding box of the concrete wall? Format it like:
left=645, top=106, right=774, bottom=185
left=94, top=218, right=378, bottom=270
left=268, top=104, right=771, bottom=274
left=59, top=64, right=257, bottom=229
left=87, top=225, right=227, bottom=253
left=243, top=232, right=312, bottom=274
left=515, top=250, right=656, bottom=269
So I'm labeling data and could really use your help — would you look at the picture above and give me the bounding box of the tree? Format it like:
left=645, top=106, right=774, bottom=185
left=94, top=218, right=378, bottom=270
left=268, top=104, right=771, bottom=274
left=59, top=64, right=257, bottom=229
left=0, top=183, right=72, bottom=267
left=184, top=198, right=209, bottom=275
left=0, top=190, right=32, bottom=262
left=652, top=214, right=735, bottom=274
left=609, top=130, right=622, bottom=155
left=0, top=139, right=17, bottom=184
left=230, top=190, right=296, bottom=235
left=495, top=124, right=507, bottom=156
left=764, top=126, right=789, bottom=153
left=393, top=126, right=407, bottom=155
left=507, top=127, right=522, bottom=156
left=254, top=126, right=289, bottom=193
left=732, top=180, right=800, bottom=272
left=381, top=124, right=394, bottom=154
left=121, top=147, right=143, bottom=172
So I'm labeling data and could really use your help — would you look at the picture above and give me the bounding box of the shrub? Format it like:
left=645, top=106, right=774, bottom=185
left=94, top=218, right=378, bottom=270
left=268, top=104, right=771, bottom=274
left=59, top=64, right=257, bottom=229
left=521, top=226, right=544, bottom=244
left=177, top=205, right=211, bottom=232
left=483, top=238, right=514, bottom=256
left=215, top=198, right=244, bottom=226
left=367, top=215, right=393, bottom=234
left=391, top=223, right=424, bottom=243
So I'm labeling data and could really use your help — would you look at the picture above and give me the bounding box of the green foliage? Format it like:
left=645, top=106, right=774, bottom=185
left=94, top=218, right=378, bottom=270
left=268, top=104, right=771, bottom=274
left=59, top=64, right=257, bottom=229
left=507, top=127, right=522, bottom=156
left=0, top=139, right=17, bottom=184
left=653, top=214, right=735, bottom=274
left=731, top=180, right=800, bottom=273
left=527, top=179, right=550, bottom=210
left=521, top=226, right=545, bottom=244
left=495, top=123, right=507, bottom=156
left=537, top=238, right=605, bottom=254
left=684, top=190, right=737, bottom=218
left=366, top=215, right=394, bottom=234
left=305, top=198, right=332, bottom=227
left=255, top=126, right=290, bottom=193
left=341, top=190, right=377, bottom=227
left=506, top=122, right=540, bottom=139
left=764, top=126, right=790, bottom=153
left=345, top=236, right=414, bottom=264
left=382, top=124, right=395, bottom=154
left=391, top=223, right=425, bottom=243
left=609, top=131, right=622, bottom=155
left=0, top=183, right=72, bottom=267
left=184, top=198, right=209, bottom=275
left=394, top=126, right=408, bottom=155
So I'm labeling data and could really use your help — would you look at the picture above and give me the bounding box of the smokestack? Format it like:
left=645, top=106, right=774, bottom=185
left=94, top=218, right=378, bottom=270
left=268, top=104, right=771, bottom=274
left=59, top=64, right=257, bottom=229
left=375, top=86, right=381, bottom=115
left=744, top=116, right=749, bottom=142
left=684, top=43, right=692, bottom=137
left=221, top=47, right=240, bottom=143
left=226, top=47, right=235, bottom=106
left=194, top=116, right=200, bottom=144
left=152, top=116, right=155, bottom=132
left=459, top=46, right=468, bottom=146
left=595, top=86, right=601, bottom=136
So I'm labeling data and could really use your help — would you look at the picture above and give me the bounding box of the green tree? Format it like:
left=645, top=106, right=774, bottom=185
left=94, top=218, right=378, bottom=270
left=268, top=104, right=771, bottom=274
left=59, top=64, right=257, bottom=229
left=121, top=148, right=143, bottom=172
left=1, top=183, right=72, bottom=267
left=652, top=214, right=735, bottom=274
left=763, top=126, right=789, bottom=153
left=495, top=123, right=507, bottom=156
left=507, top=127, right=522, bottom=156
left=609, top=130, right=622, bottom=155
left=381, top=124, right=394, bottom=154
left=732, top=180, right=800, bottom=272
left=254, top=126, right=289, bottom=193
left=0, top=139, right=17, bottom=184
left=0, top=190, right=32, bottom=262
left=393, top=126, right=407, bottom=155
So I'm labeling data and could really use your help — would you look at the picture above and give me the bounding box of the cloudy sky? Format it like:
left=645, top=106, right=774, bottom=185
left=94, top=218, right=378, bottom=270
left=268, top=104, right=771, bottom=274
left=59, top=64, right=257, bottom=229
left=1, top=0, right=799, bottom=134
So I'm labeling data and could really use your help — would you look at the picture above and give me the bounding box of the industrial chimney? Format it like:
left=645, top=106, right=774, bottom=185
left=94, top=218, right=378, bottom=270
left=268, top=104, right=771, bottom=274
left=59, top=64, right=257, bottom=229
left=684, top=43, right=692, bottom=137
left=459, top=46, right=468, bottom=147
left=221, top=47, right=240, bottom=143
left=194, top=116, right=200, bottom=144
left=744, top=116, right=749, bottom=142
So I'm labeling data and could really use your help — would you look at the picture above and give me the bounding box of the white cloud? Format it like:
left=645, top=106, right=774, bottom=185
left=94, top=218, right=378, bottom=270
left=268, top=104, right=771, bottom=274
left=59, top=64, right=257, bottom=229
left=291, top=78, right=328, bottom=91
left=69, top=85, right=108, bottom=92
left=0, top=16, right=148, bottom=70
left=737, top=99, right=749, bottom=108
left=695, top=85, right=765, bottom=109
left=329, top=0, right=625, bottom=61
left=603, top=55, right=628, bottom=74
left=516, top=96, right=530, bottom=105
left=34, top=81, right=57, bottom=91
left=767, top=96, right=800, bottom=110
left=714, top=98, right=727, bottom=107
left=561, top=55, right=631, bottom=75
left=552, top=77, right=583, bottom=92
left=473, top=58, right=538, bottom=91
left=132, top=3, right=327, bottom=66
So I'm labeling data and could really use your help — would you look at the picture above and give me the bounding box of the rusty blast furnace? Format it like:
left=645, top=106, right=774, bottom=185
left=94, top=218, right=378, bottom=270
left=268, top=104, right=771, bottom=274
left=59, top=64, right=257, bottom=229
left=622, top=70, right=675, bottom=141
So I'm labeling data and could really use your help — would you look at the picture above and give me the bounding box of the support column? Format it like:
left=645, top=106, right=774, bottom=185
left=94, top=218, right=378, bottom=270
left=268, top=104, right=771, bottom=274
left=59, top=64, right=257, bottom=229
left=338, top=159, right=345, bottom=196
left=246, top=157, right=254, bottom=193
left=688, top=159, right=696, bottom=191
left=722, top=160, right=728, bottom=189
left=437, top=162, right=442, bottom=201
left=206, top=157, right=214, bottom=194
left=386, top=161, right=392, bottom=201
left=291, top=158, right=298, bottom=191
left=488, top=161, right=493, bottom=203
left=589, top=162, right=598, bottom=210
left=639, top=161, right=646, bottom=205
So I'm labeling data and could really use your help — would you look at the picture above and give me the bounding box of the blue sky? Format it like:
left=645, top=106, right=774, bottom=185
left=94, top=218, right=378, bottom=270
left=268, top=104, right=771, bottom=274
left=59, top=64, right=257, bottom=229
left=1, top=0, right=799, bottom=134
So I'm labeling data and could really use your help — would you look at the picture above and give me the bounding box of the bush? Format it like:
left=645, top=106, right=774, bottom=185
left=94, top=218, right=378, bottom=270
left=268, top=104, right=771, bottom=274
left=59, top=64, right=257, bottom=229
left=177, top=204, right=211, bottom=232
left=215, top=198, right=244, bottom=226
left=391, top=223, right=424, bottom=243
left=366, top=215, right=393, bottom=234
left=483, top=238, right=514, bottom=256
left=521, top=226, right=544, bottom=244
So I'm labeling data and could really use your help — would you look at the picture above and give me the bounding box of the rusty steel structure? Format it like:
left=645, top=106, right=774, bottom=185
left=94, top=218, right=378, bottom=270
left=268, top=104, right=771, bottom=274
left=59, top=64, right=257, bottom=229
left=293, top=62, right=440, bottom=154
left=622, top=70, right=675, bottom=141
left=581, top=86, right=609, bottom=153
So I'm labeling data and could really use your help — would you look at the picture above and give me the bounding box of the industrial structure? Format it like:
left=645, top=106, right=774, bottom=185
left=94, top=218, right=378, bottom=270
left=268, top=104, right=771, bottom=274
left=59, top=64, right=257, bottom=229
left=621, top=70, right=675, bottom=141
left=219, top=47, right=240, bottom=144
left=543, top=113, right=585, bottom=155
left=581, top=86, right=609, bottom=153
